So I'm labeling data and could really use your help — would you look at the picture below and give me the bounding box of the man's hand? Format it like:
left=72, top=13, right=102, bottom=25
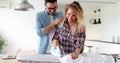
left=78, top=24, right=86, bottom=33
left=53, top=18, right=63, bottom=25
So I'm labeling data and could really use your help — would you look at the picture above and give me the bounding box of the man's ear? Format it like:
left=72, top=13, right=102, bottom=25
left=44, top=3, right=46, bottom=7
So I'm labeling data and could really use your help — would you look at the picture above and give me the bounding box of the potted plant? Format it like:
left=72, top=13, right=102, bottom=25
left=0, top=35, right=6, bottom=53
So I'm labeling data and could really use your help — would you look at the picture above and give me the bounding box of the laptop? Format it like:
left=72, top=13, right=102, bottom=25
left=1, top=48, right=21, bottom=59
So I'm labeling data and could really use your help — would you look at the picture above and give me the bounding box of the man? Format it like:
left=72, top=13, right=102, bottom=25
left=35, top=0, right=63, bottom=54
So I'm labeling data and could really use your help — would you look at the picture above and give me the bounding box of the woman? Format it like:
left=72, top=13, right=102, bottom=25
left=52, top=1, right=86, bottom=59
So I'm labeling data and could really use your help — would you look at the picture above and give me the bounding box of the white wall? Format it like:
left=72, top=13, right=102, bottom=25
left=0, top=0, right=44, bottom=53
left=0, top=9, right=37, bottom=53
left=116, top=2, right=120, bottom=37
left=84, top=11, right=102, bottom=40
left=101, top=4, right=117, bottom=41
left=84, top=3, right=120, bottom=54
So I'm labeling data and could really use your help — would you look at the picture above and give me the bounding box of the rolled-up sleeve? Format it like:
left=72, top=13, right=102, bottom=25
left=75, top=31, right=86, bottom=51
left=35, top=13, right=46, bottom=37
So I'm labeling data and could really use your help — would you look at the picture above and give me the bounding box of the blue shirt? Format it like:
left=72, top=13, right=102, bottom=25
left=35, top=10, right=63, bottom=54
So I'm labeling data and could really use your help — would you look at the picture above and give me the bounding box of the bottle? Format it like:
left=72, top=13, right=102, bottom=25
left=112, top=36, right=115, bottom=43
left=117, top=36, right=120, bottom=43
left=113, top=36, right=119, bottom=43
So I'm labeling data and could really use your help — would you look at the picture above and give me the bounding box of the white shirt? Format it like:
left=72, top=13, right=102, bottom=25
left=47, top=15, right=55, bottom=53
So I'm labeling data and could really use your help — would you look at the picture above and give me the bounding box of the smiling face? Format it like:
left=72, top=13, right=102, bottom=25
left=45, top=2, right=57, bottom=15
left=66, top=8, right=77, bottom=23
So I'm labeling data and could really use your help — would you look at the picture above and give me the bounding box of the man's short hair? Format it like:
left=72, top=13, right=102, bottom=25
left=45, top=0, right=57, bottom=3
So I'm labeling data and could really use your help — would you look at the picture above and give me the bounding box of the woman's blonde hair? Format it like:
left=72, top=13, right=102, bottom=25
left=60, top=1, right=84, bottom=33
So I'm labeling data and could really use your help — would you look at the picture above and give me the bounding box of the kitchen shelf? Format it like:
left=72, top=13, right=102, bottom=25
left=86, top=39, right=120, bottom=45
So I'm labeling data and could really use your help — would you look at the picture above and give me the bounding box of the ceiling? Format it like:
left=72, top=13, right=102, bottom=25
left=57, top=0, right=120, bottom=11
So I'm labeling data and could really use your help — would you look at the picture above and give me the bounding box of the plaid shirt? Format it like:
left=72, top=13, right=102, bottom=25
left=53, top=22, right=86, bottom=54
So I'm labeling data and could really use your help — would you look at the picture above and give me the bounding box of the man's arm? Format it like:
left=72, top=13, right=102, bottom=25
left=36, top=12, right=63, bottom=37
left=44, top=18, right=63, bottom=34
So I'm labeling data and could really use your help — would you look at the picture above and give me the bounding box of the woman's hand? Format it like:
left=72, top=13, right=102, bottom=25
left=52, top=39, right=59, bottom=47
left=71, top=52, right=79, bottom=59
left=71, top=48, right=80, bottom=59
